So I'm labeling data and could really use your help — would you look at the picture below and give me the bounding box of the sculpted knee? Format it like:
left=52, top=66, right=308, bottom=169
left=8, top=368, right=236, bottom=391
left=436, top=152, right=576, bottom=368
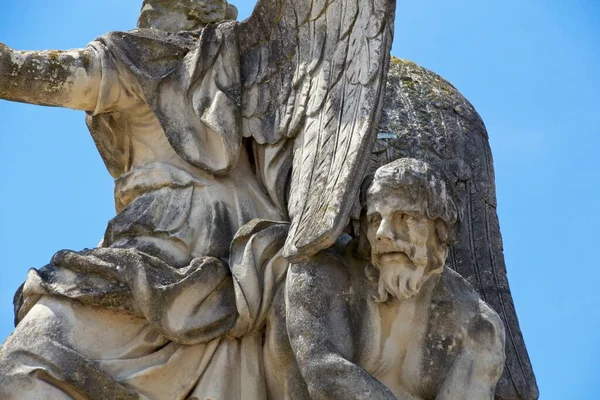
left=0, top=341, right=22, bottom=389
left=0, top=297, right=80, bottom=398
left=0, top=339, right=54, bottom=399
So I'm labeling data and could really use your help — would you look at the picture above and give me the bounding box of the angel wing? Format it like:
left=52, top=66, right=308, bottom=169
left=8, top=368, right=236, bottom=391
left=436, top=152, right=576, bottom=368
left=239, top=0, right=396, bottom=262
left=370, top=57, right=539, bottom=400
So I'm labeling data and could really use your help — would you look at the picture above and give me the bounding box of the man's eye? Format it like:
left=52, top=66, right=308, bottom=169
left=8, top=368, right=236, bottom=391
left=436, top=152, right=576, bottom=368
left=370, top=214, right=382, bottom=225
left=402, top=214, right=415, bottom=222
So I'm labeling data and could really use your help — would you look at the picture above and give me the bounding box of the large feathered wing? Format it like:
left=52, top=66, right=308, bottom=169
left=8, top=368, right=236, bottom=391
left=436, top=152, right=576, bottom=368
left=239, top=0, right=396, bottom=261
left=371, top=57, right=539, bottom=400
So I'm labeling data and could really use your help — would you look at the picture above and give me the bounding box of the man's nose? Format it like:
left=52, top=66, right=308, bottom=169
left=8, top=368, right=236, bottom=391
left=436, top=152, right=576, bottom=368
left=376, top=217, right=394, bottom=241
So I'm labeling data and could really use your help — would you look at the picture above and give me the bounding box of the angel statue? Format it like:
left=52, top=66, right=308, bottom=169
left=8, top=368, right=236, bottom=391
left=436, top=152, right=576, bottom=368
left=0, top=0, right=396, bottom=398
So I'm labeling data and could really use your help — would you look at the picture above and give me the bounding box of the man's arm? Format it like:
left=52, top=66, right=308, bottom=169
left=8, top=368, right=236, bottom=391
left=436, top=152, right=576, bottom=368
left=0, top=42, right=101, bottom=111
left=286, top=253, right=396, bottom=400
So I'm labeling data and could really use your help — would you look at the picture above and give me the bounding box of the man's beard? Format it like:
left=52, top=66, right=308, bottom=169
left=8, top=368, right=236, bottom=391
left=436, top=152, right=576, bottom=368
left=370, top=239, right=439, bottom=303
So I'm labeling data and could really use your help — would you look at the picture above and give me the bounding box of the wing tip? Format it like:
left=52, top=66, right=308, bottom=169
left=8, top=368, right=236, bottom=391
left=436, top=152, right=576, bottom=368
left=282, top=228, right=338, bottom=263
left=495, top=375, right=539, bottom=400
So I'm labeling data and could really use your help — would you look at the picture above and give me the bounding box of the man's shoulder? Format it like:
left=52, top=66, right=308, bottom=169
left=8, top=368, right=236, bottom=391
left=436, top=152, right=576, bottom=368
left=89, top=28, right=196, bottom=83
left=430, top=268, right=486, bottom=322
left=437, top=268, right=480, bottom=301
left=434, top=268, right=505, bottom=343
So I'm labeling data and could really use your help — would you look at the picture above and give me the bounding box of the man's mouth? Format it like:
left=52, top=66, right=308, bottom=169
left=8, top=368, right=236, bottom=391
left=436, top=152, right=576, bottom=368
left=377, top=252, right=412, bottom=265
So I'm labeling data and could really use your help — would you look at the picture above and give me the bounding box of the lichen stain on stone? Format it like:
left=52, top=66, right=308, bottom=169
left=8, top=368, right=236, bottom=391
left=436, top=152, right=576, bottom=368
left=9, top=52, right=28, bottom=68
left=81, top=51, right=92, bottom=66
left=48, top=50, right=61, bottom=62
left=400, top=76, right=416, bottom=90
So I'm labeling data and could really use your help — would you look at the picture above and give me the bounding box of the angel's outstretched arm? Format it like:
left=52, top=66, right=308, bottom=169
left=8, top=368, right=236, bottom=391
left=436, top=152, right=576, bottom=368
left=0, top=42, right=101, bottom=111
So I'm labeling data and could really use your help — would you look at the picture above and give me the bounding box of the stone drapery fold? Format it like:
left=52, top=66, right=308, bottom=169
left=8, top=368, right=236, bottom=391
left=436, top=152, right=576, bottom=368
left=87, top=23, right=242, bottom=178
left=12, top=220, right=289, bottom=399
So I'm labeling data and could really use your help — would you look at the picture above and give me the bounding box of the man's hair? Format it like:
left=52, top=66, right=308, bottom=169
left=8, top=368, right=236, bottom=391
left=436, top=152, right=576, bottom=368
left=361, top=158, right=458, bottom=245
left=138, top=0, right=238, bottom=29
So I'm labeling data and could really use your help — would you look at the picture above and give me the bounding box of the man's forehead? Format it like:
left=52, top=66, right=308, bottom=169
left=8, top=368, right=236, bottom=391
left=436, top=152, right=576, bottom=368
left=366, top=188, right=424, bottom=216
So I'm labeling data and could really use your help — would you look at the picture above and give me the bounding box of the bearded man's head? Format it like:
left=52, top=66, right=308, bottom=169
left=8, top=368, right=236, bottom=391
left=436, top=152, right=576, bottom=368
left=361, top=158, right=457, bottom=302
left=138, top=0, right=238, bottom=32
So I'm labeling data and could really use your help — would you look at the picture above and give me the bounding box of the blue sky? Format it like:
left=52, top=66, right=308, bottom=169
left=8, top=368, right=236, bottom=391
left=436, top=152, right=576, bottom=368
left=0, top=1, right=598, bottom=398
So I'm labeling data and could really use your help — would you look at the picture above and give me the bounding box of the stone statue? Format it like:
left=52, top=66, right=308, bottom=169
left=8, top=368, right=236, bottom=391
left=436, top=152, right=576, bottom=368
left=266, top=158, right=505, bottom=399
left=374, top=58, right=539, bottom=400
left=0, top=0, right=397, bottom=398
left=0, top=0, right=540, bottom=399
left=0, top=0, right=395, bottom=264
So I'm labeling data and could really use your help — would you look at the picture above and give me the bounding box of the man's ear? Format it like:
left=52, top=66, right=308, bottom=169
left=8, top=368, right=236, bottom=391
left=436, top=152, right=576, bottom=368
left=427, top=223, right=449, bottom=274
left=435, top=219, right=455, bottom=245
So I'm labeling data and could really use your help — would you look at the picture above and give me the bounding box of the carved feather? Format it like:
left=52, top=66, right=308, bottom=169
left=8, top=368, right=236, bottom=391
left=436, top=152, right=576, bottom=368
left=240, top=0, right=396, bottom=261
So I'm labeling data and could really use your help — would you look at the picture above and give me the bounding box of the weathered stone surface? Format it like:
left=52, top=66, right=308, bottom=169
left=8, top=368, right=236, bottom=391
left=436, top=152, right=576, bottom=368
left=374, top=57, right=539, bottom=400
left=268, top=158, right=505, bottom=399
left=0, top=1, right=536, bottom=399
left=0, top=1, right=397, bottom=399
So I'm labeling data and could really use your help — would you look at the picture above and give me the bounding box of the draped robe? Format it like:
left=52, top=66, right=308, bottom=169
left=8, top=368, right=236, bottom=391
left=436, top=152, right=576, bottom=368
left=2, top=23, right=292, bottom=400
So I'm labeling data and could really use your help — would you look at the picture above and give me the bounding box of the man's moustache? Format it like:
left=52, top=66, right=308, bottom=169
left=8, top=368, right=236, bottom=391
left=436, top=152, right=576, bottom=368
left=374, top=239, right=416, bottom=260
